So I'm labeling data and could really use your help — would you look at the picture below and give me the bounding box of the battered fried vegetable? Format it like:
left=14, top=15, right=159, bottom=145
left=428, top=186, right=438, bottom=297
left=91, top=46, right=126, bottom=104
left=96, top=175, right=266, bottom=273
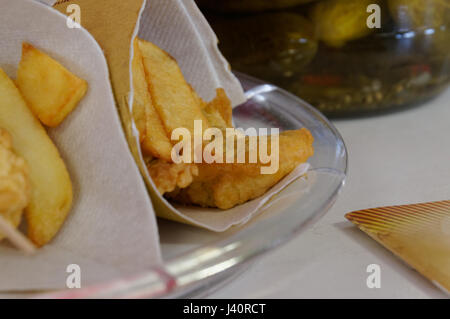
left=210, top=12, right=317, bottom=81
left=0, top=129, right=30, bottom=241
left=16, top=43, right=87, bottom=127
left=310, top=0, right=379, bottom=47
left=196, top=0, right=317, bottom=13
left=167, top=129, right=314, bottom=209
left=148, top=160, right=198, bottom=195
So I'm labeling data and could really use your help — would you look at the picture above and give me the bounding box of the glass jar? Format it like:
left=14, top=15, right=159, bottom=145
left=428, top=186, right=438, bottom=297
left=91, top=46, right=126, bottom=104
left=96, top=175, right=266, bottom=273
left=197, top=0, right=450, bottom=117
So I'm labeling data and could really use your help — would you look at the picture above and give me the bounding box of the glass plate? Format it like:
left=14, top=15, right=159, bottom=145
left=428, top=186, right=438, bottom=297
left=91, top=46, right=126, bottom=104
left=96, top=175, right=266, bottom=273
left=42, top=72, right=347, bottom=299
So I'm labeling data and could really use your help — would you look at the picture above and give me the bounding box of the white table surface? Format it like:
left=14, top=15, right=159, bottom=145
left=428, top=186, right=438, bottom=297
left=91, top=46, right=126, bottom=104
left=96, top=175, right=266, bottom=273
left=209, top=88, right=450, bottom=299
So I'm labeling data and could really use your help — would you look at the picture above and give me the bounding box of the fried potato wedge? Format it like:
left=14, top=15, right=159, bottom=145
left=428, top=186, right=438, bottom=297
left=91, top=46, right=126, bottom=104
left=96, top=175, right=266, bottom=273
left=206, top=88, right=233, bottom=127
left=132, top=39, right=173, bottom=161
left=202, top=88, right=233, bottom=129
left=131, top=39, right=148, bottom=143
left=16, top=43, right=87, bottom=127
left=167, top=129, right=314, bottom=209
left=0, top=68, right=73, bottom=246
left=137, top=39, right=210, bottom=138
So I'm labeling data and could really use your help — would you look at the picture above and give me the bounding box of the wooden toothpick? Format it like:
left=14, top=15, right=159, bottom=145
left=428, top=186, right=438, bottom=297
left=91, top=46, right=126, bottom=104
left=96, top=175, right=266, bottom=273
left=0, top=214, right=36, bottom=255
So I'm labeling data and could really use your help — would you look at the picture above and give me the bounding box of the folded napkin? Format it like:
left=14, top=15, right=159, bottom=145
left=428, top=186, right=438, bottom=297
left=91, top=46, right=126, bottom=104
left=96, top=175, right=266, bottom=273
left=347, top=200, right=450, bottom=294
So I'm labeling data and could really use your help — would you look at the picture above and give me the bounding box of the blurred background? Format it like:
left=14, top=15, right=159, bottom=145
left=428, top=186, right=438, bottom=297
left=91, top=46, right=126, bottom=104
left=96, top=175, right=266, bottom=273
left=196, top=0, right=450, bottom=117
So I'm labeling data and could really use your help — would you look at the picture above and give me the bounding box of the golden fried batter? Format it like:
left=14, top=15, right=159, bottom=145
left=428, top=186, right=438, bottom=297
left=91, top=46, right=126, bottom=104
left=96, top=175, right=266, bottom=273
left=0, top=129, right=30, bottom=240
left=167, top=129, right=314, bottom=209
left=202, top=88, right=233, bottom=129
left=147, top=159, right=198, bottom=195
left=133, top=39, right=174, bottom=161
left=138, top=39, right=210, bottom=138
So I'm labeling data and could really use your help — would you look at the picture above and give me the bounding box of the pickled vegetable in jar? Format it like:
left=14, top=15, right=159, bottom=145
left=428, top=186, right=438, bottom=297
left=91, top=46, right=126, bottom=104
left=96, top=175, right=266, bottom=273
left=197, top=0, right=450, bottom=117
left=209, top=12, right=318, bottom=82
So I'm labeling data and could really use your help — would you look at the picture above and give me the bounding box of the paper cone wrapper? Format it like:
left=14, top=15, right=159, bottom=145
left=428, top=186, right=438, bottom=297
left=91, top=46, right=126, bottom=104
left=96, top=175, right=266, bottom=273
left=346, top=200, right=450, bottom=294
left=56, top=0, right=309, bottom=232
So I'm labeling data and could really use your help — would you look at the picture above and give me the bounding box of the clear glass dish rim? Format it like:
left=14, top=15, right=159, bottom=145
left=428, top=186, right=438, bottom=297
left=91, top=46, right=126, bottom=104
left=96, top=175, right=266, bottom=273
left=39, top=73, right=348, bottom=299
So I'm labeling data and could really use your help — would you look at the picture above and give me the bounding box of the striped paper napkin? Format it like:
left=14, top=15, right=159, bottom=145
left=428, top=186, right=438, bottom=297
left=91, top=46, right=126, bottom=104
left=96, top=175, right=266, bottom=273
left=346, top=200, right=450, bottom=294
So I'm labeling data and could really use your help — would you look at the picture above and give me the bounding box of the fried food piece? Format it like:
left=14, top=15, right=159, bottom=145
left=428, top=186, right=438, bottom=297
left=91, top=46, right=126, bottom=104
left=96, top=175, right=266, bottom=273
left=310, top=0, right=379, bottom=47
left=0, top=68, right=73, bottom=246
left=145, top=89, right=232, bottom=194
left=192, top=87, right=207, bottom=110
left=16, top=43, right=87, bottom=127
left=137, top=39, right=210, bottom=138
left=167, top=129, right=314, bottom=209
left=202, top=88, right=233, bottom=129
left=0, top=129, right=30, bottom=241
left=131, top=39, right=148, bottom=143
left=134, top=40, right=314, bottom=210
left=147, top=159, right=198, bottom=195
left=132, top=39, right=173, bottom=161
left=143, top=87, right=232, bottom=193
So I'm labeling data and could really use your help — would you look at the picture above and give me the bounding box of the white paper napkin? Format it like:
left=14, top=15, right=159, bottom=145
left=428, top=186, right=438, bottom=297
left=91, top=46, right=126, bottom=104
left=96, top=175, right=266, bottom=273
left=0, top=0, right=161, bottom=291
left=138, top=0, right=246, bottom=107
